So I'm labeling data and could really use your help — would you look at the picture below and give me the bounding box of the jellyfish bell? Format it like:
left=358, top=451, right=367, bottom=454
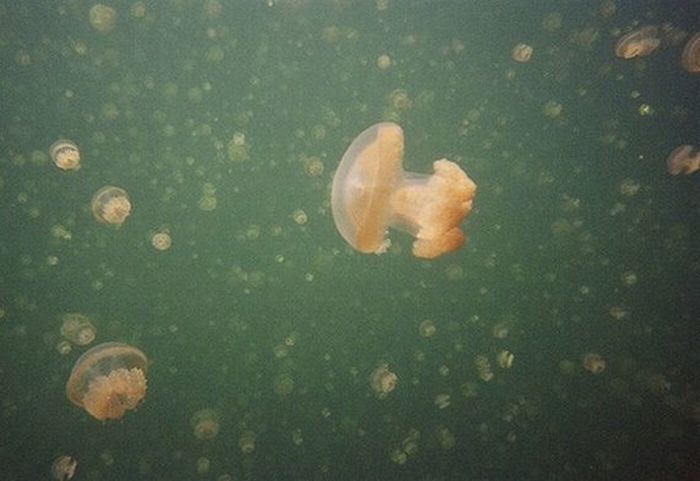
left=666, top=145, right=700, bottom=175
left=681, top=33, right=700, bottom=74
left=331, top=122, right=477, bottom=259
left=151, top=230, right=172, bottom=251
left=369, top=363, right=397, bottom=398
left=190, top=408, right=220, bottom=440
left=49, top=139, right=81, bottom=171
left=91, top=186, right=132, bottom=226
left=582, top=352, right=606, bottom=374
left=511, top=43, right=534, bottom=62
left=614, top=26, right=660, bottom=59
left=60, top=313, right=96, bottom=346
left=65, top=342, right=148, bottom=421
left=51, top=455, right=77, bottom=481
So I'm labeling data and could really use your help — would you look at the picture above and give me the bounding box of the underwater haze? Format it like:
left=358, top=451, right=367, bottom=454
left=0, top=0, right=698, bottom=480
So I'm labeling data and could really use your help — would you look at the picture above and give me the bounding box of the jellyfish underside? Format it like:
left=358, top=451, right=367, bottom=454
left=331, top=122, right=476, bottom=258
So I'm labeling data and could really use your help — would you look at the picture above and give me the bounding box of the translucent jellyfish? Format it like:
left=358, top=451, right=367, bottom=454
left=582, top=352, right=606, bottom=374
left=190, top=408, right=220, bottom=440
left=377, top=54, right=392, bottom=70
left=49, top=139, right=81, bottom=171
left=89, top=4, right=117, bottom=32
left=239, top=430, right=256, bottom=454
left=614, top=26, right=660, bottom=59
left=51, top=455, right=77, bottom=481
left=331, top=122, right=477, bottom=258
left=418, top=319, right=436, bottom=337
left=474, top=355, right=494, bottom=381
left=369, top=363, right=397, bottom=398
left=91, top=186, right=132, bottom=226
left=511, top=43, right=533, bottom=62
left=60, top=313, right=96, bottom=346
left=496, top=350, right=514, bottom=368
left=151, top=231, right=172, bottom=251
left=681, top=33, right=700, bottom=73
left=666, top=145, right=700, bottom=175
left=273, top=373, right=295, bottom=396
left=65, top=342, right=148, bottom=421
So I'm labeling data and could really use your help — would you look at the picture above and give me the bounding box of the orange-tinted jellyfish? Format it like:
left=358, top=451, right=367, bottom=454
left=369, top=363, right=398, bottom=398
left=511, top=43, right=534, bottom=62
left=614, top=26, right=660, bottom=59
left=49, top=139, right=81, bottom=171
left=190, top=408, right=220, bottom=440
left=91, top=186, right=132, bottom=226
left=331, top=122, right=477, bottom=259
left=666, top=145, right=700, bottom=175
left=681, top=32, right=700, bottom=74
left=65, top=342, right=148, bottom=421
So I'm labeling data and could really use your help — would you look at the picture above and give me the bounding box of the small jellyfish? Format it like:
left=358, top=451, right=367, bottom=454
left=151, top=231, right=172, bottom=251
left=681, top=33, right=700, bottom=73
left=434, top=393, right=451, bottom=409
left=511, top=43, right=533, bottom=62
left=89, top=4, right=117, bottom=32
left=377, top=54, right=392, bottom=70
left=51, top=455, right=77, bottom=481
left=418, top=319, right=436, bottom=338
left=239, top=430, right=256, bottom=454
left=614, top=26, right=660, bottom=59
left=369, top=363, right=397, bottom=398
left=496, top=350, right=514, bottom=368
left=331, top=122, right=477, bottom=258
left=273, top=373, right=295, bottom=396
left=191, top=408, right=220, bottom=440
left=583, top=352, right=606, bottom=374
left=91, top=186, right=132, bottom=226
left=666, top=145, right=700, bottom=175
left=65, top=342, right=148, bottom=421
left=49, top=139, right=81, bottom=171
left=60, top=313, right=96, bottom=346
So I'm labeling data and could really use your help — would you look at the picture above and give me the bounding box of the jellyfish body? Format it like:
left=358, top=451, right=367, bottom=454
left=49, top=139, right=81, bottom=171
left=151, top=231, right=172, bottom=250
left=91, top=186, right=132, bottom=226
left=614, top=26, right=660, bottom=59
left=369, top=363, right=397, bottom=398
left=512, top=43, right=534, bottom=62
left=681, top=33, right=700, bottom=74
left=331, top=122, right=476, bottom=258
left=65, top=342, right=148, bottom=421
left=666, top=145, right=700, bottom=175
left=190, top=408, right=220, bottom=440
left=51, top=456, right=77, bottom=481
left=60, top=313, right=96, bottom=346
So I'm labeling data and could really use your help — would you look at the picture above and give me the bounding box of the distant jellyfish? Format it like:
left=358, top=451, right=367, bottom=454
left=666, top=145, right=700, bottom=175
left=51, top=455, right=77, bottom=481
left=49, top=139, right=81, bottom=171
left=511, top=43, right=533, bottom=62
left=190, top=408, right=220, bottom=440
left=582, top=352, right=606, bottom=374
left=418, top=320, right=436, bottom=338
left=614, top=26, right=660, bottom=59
left=91, top=186, right=132, bottom=226
left=89, top=4, right=117, bottom=32
left=369, top=363, right=397, bottom=398
left=331, top=122, right=477, bottom=259
left=65, top=342, right=148, bottom=421
left=681, top=33, right=700, bottom=74
left=377, top=54, right=392, bottom=70
left=151, top=230, right=172, bottom=251
left=60, top=313, right=96, bottom=346
left=239, top=430, right=256, bottom=454
left=273, top=373, right=295, bottom=396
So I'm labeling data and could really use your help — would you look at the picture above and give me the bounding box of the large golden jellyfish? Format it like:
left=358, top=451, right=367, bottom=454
left=65, top=342, right=148, bottom=421
left=331, top=122, right=477, bottom=259
left=681, top=33, right=700, bottom=74
left=666, top=145, right=700, bottom=175
left=91, top=186, right=132, bottom=226
left=614, top=26, right=660, bottom=59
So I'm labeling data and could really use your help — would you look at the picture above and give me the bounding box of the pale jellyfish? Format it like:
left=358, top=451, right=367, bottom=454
left=60, top=313, right=96, bottom=346
left=369, top=363, right=397, bottom=398
left=239, top=430, right=256, bottom=453
left=51, top=455, right=77, bottom=481
left=511, top=43, right=533, bottom=62
left=91, top=186, right=131, bottom=226
left=191, top=409, right=220, bottom=440
left=65, top=342, right=148, bottom=421
left=681, top=33, right=700, bottom=73
left=418, top=320, right=436, bottom=337
left=89, top=4, right=117, bottom=32
left=614, top=26, right=660, bottom=59
left=49, top=140, right=81, bottom=171
left=331, top=122, right=477, bottom=258
left=151, top=231, right=172, bottom=251
left=583, top=352, right=606, bottom=374
left=666, top=145, right=700, bottom=175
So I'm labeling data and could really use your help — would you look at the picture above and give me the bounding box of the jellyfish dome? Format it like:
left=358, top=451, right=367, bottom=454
left=331, top=122, right=477, bottom=258
left=65, top=342, right=148, bottom=421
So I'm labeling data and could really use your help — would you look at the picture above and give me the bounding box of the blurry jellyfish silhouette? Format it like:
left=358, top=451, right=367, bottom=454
left=91, top=186, right=131, bottom=226
left=666, top=145, right=700, bottom=175
left=60, top=313, right=96, bottom=346
left=369, top=363, right=397, bottom=398
left=151, top=230, right=172, bottom=251
left=331, top=122, right=477, bottom=258
left=511, top=43, right=534, bottom=62
left=89, top=4, right=117, bottom=32
left=614, top=26, right=660, bottom=59
left=65, top=342, right=148, bottom=421
left=191, top=408, right=220, bottom=440
left=273, top=373, right=295, bottom=396
left=583, top=352, right=606, bottom=374
left=49, top=140, right=81, bottom=171
left=418, top=320, right=436, bottom=337
left=681, top=33, right=700, bottom=73
left=51, top=455, right=77, bottom=481
left=239, top=430, right=256, bottom=453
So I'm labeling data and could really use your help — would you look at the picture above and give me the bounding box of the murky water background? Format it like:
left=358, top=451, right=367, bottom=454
left=0, top=1, right=698, bottom=480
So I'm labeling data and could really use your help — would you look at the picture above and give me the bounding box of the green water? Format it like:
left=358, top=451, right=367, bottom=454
left=0, top=1, right=698, bottom=480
